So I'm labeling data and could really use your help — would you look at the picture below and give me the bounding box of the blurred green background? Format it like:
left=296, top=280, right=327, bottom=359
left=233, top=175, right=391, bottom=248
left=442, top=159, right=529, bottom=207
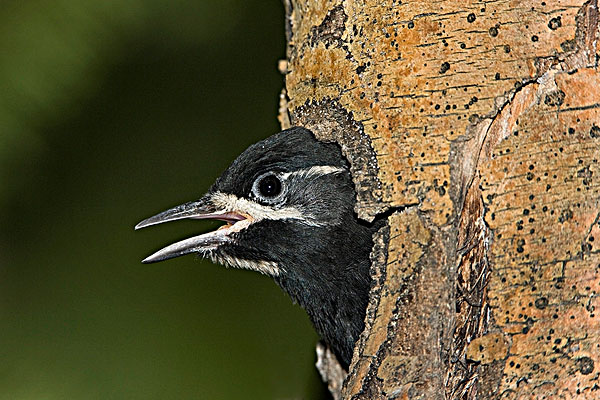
left=0, top=1, right=330, bottom=399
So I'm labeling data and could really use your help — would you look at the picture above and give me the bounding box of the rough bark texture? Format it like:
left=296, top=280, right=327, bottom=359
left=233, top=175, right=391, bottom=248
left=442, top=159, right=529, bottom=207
left=279, top=0, right=599, bottom=398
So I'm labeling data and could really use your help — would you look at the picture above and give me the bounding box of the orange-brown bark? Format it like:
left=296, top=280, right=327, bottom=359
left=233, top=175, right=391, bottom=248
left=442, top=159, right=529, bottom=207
left=280, top=0, right=599, bottom=398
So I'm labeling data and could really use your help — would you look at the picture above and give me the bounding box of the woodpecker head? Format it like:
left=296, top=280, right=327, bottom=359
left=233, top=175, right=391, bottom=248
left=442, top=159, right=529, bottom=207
left=136, top=126, right=373, bottom=367
left=136, top=126, right=358, bottom=275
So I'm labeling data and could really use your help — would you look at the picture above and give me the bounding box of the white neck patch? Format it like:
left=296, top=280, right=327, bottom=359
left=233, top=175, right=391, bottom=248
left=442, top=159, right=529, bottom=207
left=211, top=253, right=280, bottom=277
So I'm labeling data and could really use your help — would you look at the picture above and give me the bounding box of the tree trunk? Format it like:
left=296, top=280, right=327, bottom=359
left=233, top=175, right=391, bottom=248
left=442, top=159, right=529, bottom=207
left=279, top=0, right=600, bottom=399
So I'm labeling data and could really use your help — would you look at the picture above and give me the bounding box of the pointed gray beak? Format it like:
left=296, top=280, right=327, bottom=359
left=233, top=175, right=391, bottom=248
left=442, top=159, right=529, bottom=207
left=135, top=197, right=248, bottom=264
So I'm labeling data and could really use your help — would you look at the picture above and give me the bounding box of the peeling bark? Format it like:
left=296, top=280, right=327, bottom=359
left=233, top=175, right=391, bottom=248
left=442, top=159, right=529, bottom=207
left=280, top=0, right=599, bottom=398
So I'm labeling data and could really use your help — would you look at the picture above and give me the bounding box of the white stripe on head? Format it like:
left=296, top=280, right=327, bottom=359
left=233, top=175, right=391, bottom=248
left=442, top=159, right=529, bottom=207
left=210, top=192, right=316, bottom=224
left=210, top=165, right=346, bottom=227
left=281, top=165, right=346, bottom=180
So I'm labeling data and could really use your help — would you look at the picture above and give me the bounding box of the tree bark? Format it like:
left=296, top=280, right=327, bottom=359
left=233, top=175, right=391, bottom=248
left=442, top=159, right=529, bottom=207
left=279, top=0, right=599, bottom=399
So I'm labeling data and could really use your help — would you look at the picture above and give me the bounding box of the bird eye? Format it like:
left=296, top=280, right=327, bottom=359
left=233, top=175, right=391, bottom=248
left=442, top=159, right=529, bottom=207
left=251, top=173, right=285, bottom=203
left=257, top=174, right=281, bottom=197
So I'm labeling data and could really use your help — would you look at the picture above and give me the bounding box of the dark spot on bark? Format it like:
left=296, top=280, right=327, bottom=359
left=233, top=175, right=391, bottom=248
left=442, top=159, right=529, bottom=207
left=561, top=39, right=577, bottom=52
left=356, top=65, right=367, bottom=74
left=558, top=209, right=573, bottom=223
left=531, top=35, right=539, bottom=42
left=467, top=13, right=476, bottom=23
left=495, top=72, right=500, bottom=80
left=504, top=44, right=511, bottom=53
left=440, top=61, right=450, bottom=74
left=407, top=21, right=414, bottom=29
left=577, top=166, right=592, bottom=179
left=578, top=357, right=594, bottom=375
left=544, top=90, right=565, bottom=107
left=489, top=26, right=499, bottom=37
left=516, top=220, right=524, bottom=230
left=554, top=277, right=564, bottom=290
left=548, top=16, right=562, bottom=30
left=308, top=5, right=347, bottom=48
left=535, top=297, right=548, bottom=309
left=577, top=166, right=593, bottom=186
left=460, top=42, right=466, bottom=49
left=590, top=124, right=600, bottom=138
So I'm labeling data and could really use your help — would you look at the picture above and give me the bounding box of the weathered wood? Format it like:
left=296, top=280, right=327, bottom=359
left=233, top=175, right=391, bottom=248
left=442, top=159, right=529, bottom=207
left=280, top=0, right=599, bottom=398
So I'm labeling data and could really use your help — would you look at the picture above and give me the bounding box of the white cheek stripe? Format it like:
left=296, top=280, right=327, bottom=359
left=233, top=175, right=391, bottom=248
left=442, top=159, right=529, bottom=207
left=209, top=165, right=345, bottom=227
left=211, top=192, right=312, bottom=223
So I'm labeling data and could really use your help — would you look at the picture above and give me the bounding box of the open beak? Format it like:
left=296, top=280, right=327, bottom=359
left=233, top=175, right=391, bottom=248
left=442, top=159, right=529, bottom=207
left=135, top=197, right=249, bottom=264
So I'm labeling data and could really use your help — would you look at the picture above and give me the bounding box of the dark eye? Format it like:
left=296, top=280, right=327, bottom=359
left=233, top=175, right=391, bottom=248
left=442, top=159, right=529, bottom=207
left=257, top=174, right=281, bottom=197
left=251, top=172, right=286, bottom=203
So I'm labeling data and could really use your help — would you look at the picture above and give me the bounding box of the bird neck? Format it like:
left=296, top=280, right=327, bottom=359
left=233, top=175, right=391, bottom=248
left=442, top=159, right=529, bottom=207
left=272, top=219, right=373, bottom=366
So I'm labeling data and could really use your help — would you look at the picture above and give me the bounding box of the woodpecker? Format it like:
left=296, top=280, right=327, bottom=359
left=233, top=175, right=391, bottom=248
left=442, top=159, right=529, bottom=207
left=135, top=127, right=374, bottom=368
